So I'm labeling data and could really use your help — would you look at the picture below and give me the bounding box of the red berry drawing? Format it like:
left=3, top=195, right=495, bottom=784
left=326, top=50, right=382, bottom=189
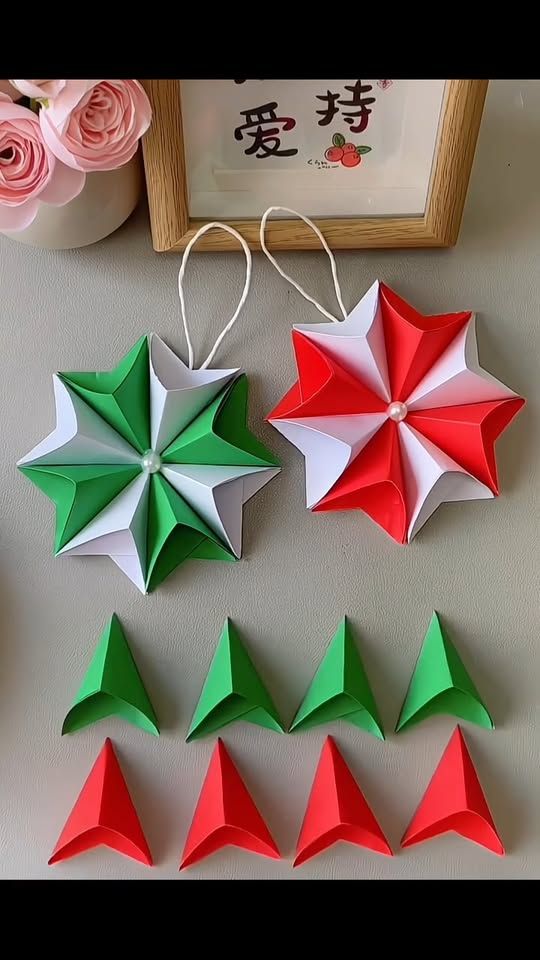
left=325, top=146, right=343, bottom=162
left=324, top=133, right=372, bottom=169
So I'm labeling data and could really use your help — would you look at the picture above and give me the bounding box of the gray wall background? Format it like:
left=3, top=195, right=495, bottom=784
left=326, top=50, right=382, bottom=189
left=0, top=79, right=537, bottom=880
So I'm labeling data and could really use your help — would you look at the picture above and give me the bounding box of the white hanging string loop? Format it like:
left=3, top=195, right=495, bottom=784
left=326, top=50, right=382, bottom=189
left=259, top=206, right=348, bottom=323
left=178, top=221, right=252, bottom=370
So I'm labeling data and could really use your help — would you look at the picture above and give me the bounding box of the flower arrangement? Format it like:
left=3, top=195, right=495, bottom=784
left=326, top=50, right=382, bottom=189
left=0, top=80, right=151, bottom=233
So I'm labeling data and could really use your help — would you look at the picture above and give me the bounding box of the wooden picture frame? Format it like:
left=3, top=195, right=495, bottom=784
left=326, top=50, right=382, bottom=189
left=140, top=79, right=488, bottom=253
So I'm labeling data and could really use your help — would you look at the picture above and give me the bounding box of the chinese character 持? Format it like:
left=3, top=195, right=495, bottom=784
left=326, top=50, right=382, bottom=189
left=316, top=80, right=376, bottom=134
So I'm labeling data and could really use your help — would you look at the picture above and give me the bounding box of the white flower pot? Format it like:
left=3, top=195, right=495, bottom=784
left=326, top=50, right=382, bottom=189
left=1, top=153, right=142, bottom=250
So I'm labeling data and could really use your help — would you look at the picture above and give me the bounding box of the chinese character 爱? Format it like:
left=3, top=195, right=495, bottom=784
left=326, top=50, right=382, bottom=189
left=234, top=102, right=298, bottom=158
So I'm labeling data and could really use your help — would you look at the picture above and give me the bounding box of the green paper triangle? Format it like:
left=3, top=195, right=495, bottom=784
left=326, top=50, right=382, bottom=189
left=145, top=474, right=235, bottom=592
left=19, top=464, right=140, bottom=552
left=186, top=618, right=284, bottom=740
left=60, top=336, right=150, bottom=454
left=62, top=613, right=159, bottom=736
left=289, top=617, right=384, bottom=738
left=395, top=612, right=494, bottom=732
left=162, top=374, right=280, bottom=468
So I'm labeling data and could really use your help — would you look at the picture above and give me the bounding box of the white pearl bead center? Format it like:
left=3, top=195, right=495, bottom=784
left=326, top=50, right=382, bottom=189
left=387, top=401, right=408, bottom=422
left=141, top=449, right=162, bottom=474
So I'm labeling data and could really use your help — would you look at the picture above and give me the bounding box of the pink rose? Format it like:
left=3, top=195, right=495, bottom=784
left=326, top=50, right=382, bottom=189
left=0, top=94, right=85, bottom=232
left=0, top=80, right=18, bottom=99
left=39, top=80, right=152, bottom=172
left=9, top=79, right=67, bottom=100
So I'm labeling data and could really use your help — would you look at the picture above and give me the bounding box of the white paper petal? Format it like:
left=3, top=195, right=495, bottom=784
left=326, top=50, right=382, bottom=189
left=406, top=315, right=517, bottom=409
left=149, top=334, right=238, bottom=453
left=109, top=555, right=147, bottom=594
left=399, top=423, right=493, bottom=541
left=162, top=464, right=279, bottom=558
left=294, top=280, right=390, bottom=401
left=17, top=376, right=140, bottom=467
left=58, top=473, right=149, bottom=593
left=270, top=414, right=386, bottom=508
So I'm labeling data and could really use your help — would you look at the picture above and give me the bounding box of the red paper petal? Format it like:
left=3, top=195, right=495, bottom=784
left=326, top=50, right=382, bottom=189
left=401, top=726, right=504, bottom=855
left=268, top=331, right=384, bottom=420
left=49, top=739, right=152, bottom=866
left=379, top=284, right=471, bottom=401
left=407, top=397, right=525, bottom=493
left=294, top=737, right=392, bottom=866
left=180, top=739, right=280, bottom=869
left=314, top=420, right=408, bottom=543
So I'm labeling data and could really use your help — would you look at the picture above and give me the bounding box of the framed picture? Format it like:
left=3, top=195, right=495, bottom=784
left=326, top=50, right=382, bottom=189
left=140, top=79, right=488, bottom=253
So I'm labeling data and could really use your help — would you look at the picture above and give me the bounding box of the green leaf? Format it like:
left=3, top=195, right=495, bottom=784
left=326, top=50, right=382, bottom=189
left=332, top=133, right=346, bottom=147
left=356, top=145, right=372, bottom=155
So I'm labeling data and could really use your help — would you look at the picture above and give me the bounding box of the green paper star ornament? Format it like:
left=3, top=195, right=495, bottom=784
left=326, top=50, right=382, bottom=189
left=395, top=611, right=494, bottom=732
left=17, top=335, right=280, bottom=593
left=62, top=613, right=159, bottom=736
left=187, top=618, right=285, bottom=740
left=290, top=617, right=384, bottom=739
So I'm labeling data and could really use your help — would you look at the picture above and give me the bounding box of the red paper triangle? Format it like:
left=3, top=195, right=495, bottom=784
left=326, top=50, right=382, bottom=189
left=294, top=736, right=392, bottom=866
left=407, top=397, right=525, bottom=493
left=268, top=331, right=384, bottom=420
left=314, top=419, right=408, bottom=543
left=180, top=739, right=280, bottom=869
left=379, top=284, right=471, bottom=401
left=48, top=739, right=153, bottom=866
left=401, top=726, right=504, bottom=855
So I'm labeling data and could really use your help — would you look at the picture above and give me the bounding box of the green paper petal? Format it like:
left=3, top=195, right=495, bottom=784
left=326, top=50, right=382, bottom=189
left=162, top=374, right=280, bottom=467
left=188, top=540, right=238, bottom=562
left=186, top=618, right=284, bottom=740
left=62, top=613, right=159, bottom=736
left=145, top=474, right=235, bottom=592
left=60, top=336, right=150, bottom=454
left=290, top=692, right=383, bottom=738
left=290, top=617, right=384, bottom=739
left=395, top=612, right=494, bottom=732
left=19, top=464, right=140, bottom=552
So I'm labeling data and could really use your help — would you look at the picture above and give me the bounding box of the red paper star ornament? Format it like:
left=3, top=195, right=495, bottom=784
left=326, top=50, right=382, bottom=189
left=268, top=281, right=525, bottom=543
